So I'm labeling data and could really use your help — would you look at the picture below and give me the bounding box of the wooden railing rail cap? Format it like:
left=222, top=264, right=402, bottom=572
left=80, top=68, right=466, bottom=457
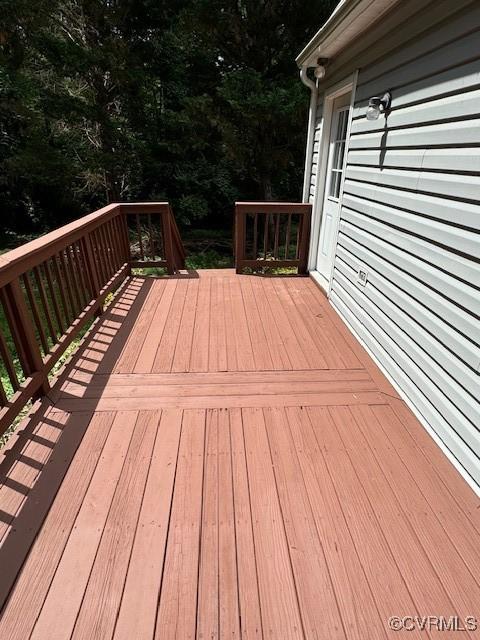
left=119, top=202, right=171, bottom=214
left=235, top=202, right=312, bottom=214
left=0, top=204, right=119, bottom=273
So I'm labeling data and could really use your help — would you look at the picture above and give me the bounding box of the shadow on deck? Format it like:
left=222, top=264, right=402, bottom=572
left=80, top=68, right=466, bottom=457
left=0, top=270, right=479, bottom=639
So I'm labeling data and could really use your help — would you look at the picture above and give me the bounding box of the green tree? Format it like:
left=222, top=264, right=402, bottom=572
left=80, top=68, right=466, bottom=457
left=0, top=0, right=337, bottom=241
left=182, top=0, right=337, bottom=201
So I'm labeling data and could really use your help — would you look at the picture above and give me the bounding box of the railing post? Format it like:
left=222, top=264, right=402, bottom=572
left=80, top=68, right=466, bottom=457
left=235, top=208, right=246, bottom=274
left=298, top=209, right=312, bottom=274
left=162, top=209, right=176, bottom=275
left=1, top=279, right=49, bottom=398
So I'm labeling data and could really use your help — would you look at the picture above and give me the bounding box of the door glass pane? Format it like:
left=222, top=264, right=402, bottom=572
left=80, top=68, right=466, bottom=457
left=328, top=108, right=349, bottom=199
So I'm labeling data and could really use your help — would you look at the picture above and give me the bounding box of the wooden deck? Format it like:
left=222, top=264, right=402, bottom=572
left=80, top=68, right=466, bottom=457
left=1, top=269, right=479, bottom=639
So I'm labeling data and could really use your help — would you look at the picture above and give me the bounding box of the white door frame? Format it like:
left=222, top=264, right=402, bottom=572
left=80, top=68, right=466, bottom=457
left=308, top=71, right=358, bottom=295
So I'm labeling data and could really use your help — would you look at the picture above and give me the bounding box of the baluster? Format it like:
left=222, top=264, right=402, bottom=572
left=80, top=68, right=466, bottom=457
left=253, top=213, right=258, bottom=259
left=83, top=233, right=103, bottom=316
left=110, top=217, right=124, bottom=270
left=92, top=230, right=108, bottom=285
left=120, top=213, right=132, bottom=270
left=136, top=214, right=145, bottom=261
left=157, top=214, right=165, bottom=260
left=33, top=266, right=57, bottom=343
left=73, top=241, right=91, bottom=305
left=100, top=224, right=114, bottom=278
left=295, top=215, right=301, bottom=260
left=0, top=280, right=49, bottom=396
left=22, top=273, right=49, bottom=355
left=52, top=254, right=73, bottom=325
left=108, top=219, right=118, bottom=271
left=0, top=378, right=7, bottom=406
left=58, top=250, right=77, bottom=320
left=0, top=325, right=19, bottom=393
left=273, top=214, right=280, bottom=259
left=148, top=214, right=155, bottom=260
left=263, top=213, right=270, bottom=260
left=43, top=260, right=66, bottom=334
left=285, top=214, right=292, bottom=259
left=66, top=245, right=83, bottom=313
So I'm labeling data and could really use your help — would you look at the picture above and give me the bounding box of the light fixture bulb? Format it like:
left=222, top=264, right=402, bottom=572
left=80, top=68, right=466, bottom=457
left=366, top=92, right=391, bottom=121
left=314, top=65, right=326, bottom=80
left=366, top=103, right=380, bottom=120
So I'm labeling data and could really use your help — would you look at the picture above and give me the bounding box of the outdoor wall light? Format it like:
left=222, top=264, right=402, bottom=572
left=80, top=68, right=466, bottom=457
left=366, top=91, right=392, bottom=120
left=313, top=58, right=329, bottom=81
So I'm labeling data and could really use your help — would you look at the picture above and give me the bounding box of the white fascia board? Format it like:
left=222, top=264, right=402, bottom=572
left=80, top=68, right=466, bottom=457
left=296, top=0, right=401, bottom=68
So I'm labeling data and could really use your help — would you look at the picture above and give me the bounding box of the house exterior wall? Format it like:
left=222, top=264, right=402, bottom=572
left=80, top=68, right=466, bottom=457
left=307, top=0, right=480, bottom=489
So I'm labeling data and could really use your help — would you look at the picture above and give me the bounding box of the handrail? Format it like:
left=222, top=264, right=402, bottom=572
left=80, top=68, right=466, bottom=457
left=0, top=204, right=120, bottom=289
left=234, top=202, right=312, bottom=274
left=0, top=202, right=185, bottom=436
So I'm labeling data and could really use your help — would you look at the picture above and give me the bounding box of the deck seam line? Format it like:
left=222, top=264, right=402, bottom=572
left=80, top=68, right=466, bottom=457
left=228, top=410, right=247, bottom=639
left=261, top=407, right=306, bottom=639
left=239, top=408, right=265, bottom=640
left=152, top=410, right=184, bottom=640
left=193, top=410, right=208, bottom=639
left=187, top=279, right=201, bottom=372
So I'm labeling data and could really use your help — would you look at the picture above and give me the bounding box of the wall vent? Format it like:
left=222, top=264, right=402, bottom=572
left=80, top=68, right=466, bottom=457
left=357, top=269, right=368, bottom=286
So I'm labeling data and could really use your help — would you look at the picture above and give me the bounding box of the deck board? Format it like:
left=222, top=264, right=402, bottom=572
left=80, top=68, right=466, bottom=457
left=0, top=270, right=479, bottom=640
left=30, top=411, right=138, bottom=640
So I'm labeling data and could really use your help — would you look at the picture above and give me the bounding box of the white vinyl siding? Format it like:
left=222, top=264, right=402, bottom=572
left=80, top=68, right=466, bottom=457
left=308, top=0, right=480, bottom=489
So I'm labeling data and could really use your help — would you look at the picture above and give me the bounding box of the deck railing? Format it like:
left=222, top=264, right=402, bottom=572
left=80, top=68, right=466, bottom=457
left=234, top=202, right=312, bottom=274
left=0, top=202, right=185, bottom=435
left=124, top=202, right=186, bottom=273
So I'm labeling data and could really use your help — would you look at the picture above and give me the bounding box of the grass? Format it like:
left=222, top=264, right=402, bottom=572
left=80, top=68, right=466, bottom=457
left=184, top=228, right=233, bottom=270
left=0, top=306, right=93, bottom=448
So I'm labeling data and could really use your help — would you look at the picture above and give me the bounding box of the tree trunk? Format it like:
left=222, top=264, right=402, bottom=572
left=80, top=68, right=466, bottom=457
left=260, top=175, right=273, bottom=201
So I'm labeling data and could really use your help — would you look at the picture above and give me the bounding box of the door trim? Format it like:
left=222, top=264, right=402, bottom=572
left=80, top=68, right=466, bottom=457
left=308, top=71, right=358, bottom=295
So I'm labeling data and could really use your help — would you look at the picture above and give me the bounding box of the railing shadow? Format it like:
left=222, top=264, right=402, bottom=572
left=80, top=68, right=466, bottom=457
left=0, top=274, right=157, bottom=609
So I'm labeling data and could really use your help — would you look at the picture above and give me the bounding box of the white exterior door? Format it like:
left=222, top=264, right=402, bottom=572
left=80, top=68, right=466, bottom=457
left=315, top=93, right=350, bottom=281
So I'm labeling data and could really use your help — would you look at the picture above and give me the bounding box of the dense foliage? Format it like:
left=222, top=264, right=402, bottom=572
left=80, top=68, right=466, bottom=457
left=0, top=0, right=336, bottom=241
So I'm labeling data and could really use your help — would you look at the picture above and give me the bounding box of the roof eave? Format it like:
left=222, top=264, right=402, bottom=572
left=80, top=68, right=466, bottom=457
left=295, top=0, right=402, bottom=69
